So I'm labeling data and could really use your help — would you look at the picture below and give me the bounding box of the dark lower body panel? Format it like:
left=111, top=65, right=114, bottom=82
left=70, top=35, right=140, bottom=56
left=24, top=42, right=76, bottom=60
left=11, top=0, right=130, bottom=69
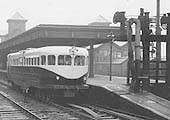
left=7, top=66, right=88, bottom=97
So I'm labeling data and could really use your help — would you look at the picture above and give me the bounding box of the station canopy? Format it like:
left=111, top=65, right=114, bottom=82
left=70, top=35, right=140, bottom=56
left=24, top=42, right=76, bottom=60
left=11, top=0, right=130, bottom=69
left=0, top=24, right=124, bottom=51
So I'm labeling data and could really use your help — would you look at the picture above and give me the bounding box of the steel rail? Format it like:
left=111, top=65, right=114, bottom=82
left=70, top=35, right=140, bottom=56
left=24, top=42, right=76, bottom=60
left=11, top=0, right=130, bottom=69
left=0, top=91, right=43, bottom=120
left=67, top=103, right=141, bottom=120
left=0, top=80, right=96, bottom=119
left=0, top=80, right=155, bottom=120
left=51, top=102, right=97, bottom=120
left=91, top=104, right=155, bottom=120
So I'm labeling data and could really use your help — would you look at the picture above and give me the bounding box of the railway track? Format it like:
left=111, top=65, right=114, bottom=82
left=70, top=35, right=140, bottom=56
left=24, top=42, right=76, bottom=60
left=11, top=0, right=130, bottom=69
left=65, top=103, right=155, bottom=120
left=0, top=80, right=155, bottom=120
left=0, top=81, right=98, bottom=120
left=0, top=91, right=42, bottom=120
left=91, top=104, right=155, bottom=120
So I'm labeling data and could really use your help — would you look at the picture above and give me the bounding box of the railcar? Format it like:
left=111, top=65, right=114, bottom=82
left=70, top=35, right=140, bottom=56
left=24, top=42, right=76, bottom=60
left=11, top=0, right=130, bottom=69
left=7, top=46, right=89, bottom=98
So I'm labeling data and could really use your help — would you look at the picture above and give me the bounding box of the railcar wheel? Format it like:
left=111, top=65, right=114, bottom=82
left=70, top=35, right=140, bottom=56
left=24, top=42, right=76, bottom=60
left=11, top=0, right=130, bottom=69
left=27, top=87, right=35, bottom=96
left=22, top=88, right=29, bottom=94
left=34, top=89, right=41, bottom=100
left=8, top=81, right=14, bottom=87
left=44, top=95, right=51, bottom=103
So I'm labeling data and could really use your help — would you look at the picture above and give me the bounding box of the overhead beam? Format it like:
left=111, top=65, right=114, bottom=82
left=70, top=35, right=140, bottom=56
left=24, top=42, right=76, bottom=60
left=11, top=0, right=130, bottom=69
left=0, top=24, right=121, bottom=50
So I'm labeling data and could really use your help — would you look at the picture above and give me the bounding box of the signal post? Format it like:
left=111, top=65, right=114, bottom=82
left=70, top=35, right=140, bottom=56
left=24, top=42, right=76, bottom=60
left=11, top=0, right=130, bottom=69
left=161, top=13, right=170, bottom=86
left=138, top=8, right=151, bottom=90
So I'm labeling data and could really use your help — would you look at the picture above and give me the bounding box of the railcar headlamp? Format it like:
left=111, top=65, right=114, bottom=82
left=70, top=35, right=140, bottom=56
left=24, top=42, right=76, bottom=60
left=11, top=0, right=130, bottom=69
left=83, top=76, right=87, bottom=84
left=56, top=76, right=60, bottom=80
left=83, top=76, right=87, bottom=81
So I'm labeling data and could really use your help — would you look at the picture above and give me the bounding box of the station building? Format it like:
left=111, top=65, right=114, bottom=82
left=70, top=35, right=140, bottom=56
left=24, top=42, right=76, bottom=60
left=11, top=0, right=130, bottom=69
left=93, top=42, right=128, bottom=77
left=88, top=15, right=128, bottom=77
left=0, top=12, right=27, bottom=42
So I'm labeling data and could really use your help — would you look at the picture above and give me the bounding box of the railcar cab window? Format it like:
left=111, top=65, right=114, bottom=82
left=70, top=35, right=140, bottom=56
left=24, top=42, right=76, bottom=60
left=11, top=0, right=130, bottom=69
left=74, top=56, right=85, bottom=66
left=48, top=55, right=55, bottom=65
left=58, top=55, right=71, bottom=65
left=41, top=55, right=46, bottom=65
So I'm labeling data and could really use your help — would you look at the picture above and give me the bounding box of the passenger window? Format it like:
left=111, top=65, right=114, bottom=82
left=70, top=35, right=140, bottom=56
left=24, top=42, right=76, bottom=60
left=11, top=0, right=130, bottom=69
left=37, top=57, right=40, bottom=65
left=23, top=58, right=26, bottom=65
left=74, top=56, right=85, bottom=66
left=31, top=58, right=33, bottom=65
left=19, top=57, right=23, bottom=65
left=48, top=55, right=55, bottom=65
left=16, top=59, right=18, bottom=65
left=58, top=55, right=71, bottom=65
left=15, top=59, right=17, bottom=65
left=13, top=59, right=15, bottom=65
left=32, top=58, right=34, bottom=65
left=33, top=58, right=36, bottom=65
left=17, top=58, right=19, bottom=65
left=58, top=55, right=64, bottom=65
left=65, top=55, right=71, bottom=65
left=26, top=58, right=29, bottom=65
left=41, top=55, right=46, bottom=65
left=28, top=58, right=31, bottom=65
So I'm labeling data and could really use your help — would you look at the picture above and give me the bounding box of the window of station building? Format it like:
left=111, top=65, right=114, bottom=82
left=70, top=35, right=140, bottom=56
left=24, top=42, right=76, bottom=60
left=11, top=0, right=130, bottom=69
left=41, top=55, right=46, bottom=65
left=58, top=55, right=71, bottom=65
left=74, top=56, right=85, bottom=66
left=48, top=55, right=55, bottom=65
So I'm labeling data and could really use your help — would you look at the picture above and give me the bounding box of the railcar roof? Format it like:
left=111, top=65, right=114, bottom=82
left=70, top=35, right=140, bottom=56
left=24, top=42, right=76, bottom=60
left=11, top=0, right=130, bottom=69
left=7, top=51, right=24, bottom=57
left=25, top=46, right=88, bottom=56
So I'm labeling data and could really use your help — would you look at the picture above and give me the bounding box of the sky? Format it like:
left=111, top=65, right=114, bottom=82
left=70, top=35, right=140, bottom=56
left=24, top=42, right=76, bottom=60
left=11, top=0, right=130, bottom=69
left=0, top=0, right=170, bottom=34
left=0, top=0, right=168, bottom=57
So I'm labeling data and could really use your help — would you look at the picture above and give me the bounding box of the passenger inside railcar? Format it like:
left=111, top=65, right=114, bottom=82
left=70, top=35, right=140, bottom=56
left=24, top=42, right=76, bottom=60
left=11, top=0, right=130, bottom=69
left=41, top=55, right=46, bottom=65
left=74, top=56, right=80, bottom=65
left=65, top=55, right=71, bottom=65
left=74, top=56, right=85, bottom=66
left=58, top=55, right=71, bottom=65
left=48, top=55, right=55, bottom=65
left=58, top=55, right=64, bottom=65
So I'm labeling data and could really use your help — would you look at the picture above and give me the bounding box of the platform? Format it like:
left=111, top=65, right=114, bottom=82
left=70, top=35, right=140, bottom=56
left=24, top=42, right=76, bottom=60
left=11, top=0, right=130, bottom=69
left=87, top=75, right=170, bottom=120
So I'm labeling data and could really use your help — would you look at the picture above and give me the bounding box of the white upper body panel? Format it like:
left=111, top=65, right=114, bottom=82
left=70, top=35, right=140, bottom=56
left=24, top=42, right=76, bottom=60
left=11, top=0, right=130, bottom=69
left=7, top=46, right=89, bottom=79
